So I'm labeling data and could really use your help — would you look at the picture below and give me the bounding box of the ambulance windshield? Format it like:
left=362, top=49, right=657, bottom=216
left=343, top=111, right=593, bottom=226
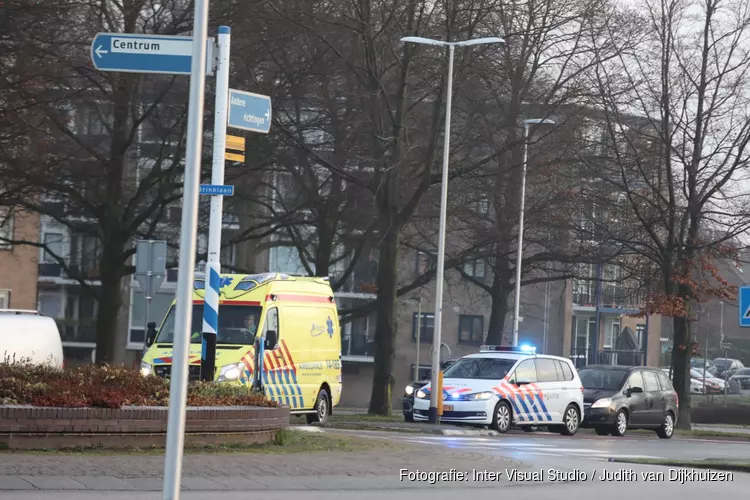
left=155, top=304, right=263, bottom=345
left=443, top=357, right=516, bottom=380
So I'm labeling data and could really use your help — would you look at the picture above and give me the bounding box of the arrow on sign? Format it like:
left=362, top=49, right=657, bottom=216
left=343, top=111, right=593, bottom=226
left=95, top=46, right=109, bottom=58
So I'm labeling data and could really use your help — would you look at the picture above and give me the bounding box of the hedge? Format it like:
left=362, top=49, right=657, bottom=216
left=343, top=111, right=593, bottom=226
left=0, top=361, right=277, bottom=409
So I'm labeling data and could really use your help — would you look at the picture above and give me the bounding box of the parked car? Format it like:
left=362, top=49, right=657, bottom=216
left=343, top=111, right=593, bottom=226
left=690, top=368, right=725, bottom=393
left=728, top=368, right=750, bottom=393
left=580, top=365, right=678, bottom=439
left=691, top=358, right=714, bottom=371
left=402, top=359, right=458, bottom=422
left=713, top=358, right=745, bottom=380
left=662, top=368, right=708, bottom=394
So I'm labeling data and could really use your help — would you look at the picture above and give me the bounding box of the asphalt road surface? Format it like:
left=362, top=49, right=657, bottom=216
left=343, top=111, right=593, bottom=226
left=388, top=430, right=750, bottom=462
left=2, top=428, right=749, bottom=498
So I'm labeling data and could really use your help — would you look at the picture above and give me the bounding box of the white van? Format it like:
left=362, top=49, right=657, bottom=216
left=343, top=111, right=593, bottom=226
left=0, top=310, right=64, bottom=368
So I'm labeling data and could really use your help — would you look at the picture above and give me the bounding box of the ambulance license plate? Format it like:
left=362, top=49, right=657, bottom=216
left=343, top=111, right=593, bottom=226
left=443, top=405, right=454, bottom=412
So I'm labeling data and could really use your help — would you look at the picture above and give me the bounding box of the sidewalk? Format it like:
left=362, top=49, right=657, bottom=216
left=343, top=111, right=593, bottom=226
left=0, top=474, right=522, bottom=491
left=0, top=442, right=524, bottom=491
left=692, top=424, right=750, bottom=435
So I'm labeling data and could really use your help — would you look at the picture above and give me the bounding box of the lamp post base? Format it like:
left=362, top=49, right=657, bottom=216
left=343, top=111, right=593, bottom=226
left=427, top=407, right=440, bottom=424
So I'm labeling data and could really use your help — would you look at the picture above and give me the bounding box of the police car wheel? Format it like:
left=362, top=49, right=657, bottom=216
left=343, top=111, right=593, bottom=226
left=559, top=404, right=580, bottom=436
left=306, top=389, right=330, bottom=425
left=492, top=401, right=512, bottom=433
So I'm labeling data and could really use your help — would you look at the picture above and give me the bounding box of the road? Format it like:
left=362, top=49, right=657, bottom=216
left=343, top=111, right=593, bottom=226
left=1, top=428, right=748, bottom=498
left=382, top=429, right=750, bottom=462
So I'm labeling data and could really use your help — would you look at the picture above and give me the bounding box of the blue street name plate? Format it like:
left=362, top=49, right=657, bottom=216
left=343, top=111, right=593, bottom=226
left=199, top=184, right=234, bottom=196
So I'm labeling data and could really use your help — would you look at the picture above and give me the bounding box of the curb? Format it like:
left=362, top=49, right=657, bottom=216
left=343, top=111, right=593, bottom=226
left=322, top=422, right=498, bottom=436
left=609, top=459, right=750, bottom=473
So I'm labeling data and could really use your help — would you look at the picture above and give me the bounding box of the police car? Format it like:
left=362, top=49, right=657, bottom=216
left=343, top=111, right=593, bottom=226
left=411, top=345, right=585, bottom=435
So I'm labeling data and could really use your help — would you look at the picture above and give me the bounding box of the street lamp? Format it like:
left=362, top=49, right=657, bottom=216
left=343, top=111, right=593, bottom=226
left=511, top=118, right=555, bottom=347
left=401, top=34, right=504, bottom=424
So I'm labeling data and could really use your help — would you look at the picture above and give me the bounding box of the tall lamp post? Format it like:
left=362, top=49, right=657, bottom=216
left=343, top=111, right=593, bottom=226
left=401, top=35, right=504, bottom=424
left=512, top=118, right=555, bottom=347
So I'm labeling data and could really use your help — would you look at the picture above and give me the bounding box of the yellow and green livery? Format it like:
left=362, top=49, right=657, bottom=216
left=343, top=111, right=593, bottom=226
left=140, top=272, right=342, bottom=423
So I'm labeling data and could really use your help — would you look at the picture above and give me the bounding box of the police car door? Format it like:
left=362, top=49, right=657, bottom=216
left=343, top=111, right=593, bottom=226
left=508, top=359, right=543, bottom=423
left=534, top=357, right=564, bottom=422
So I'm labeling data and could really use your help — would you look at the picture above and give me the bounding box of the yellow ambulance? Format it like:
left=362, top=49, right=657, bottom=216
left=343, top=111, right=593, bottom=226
left=140, top=272, right=342, bottom=424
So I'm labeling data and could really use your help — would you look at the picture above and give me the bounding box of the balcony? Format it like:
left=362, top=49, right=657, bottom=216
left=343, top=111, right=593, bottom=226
left=38, top=260, right=101, bottom=282
left=572, top=290, right=595, bottom=307
left=570, top=348, right=646, bottom=369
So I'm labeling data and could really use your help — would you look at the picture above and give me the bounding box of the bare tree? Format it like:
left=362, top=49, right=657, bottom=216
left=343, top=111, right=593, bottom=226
left=586, top=0, right=750, bottom=427
left=0, top=0, right=197, bottom=363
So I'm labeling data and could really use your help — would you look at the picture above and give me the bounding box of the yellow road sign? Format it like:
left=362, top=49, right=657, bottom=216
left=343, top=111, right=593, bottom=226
left=225, top=152, right=245, bottom=163
left=226, top=135, right=245, bottom=152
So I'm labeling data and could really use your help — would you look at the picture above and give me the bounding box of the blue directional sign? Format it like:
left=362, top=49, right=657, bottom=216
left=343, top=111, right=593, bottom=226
left=227, top=89, right=272, bottom=134
left=739, top=286, right=750, bottom=327
left=199, top=184, right=234, bottom=196
left=90, top=33, right=214, bottom=75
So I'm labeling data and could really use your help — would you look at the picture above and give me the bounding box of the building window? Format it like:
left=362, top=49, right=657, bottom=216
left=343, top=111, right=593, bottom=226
left=412, top=312, right=434, bottom=343
left=458, top=315, right=484, bottom=344
left=0, top=211, right=13, bottom=249
left=573, top=263, right=594, bottom=305
left=636, top=324, right=645, bottom=349
left=129, top=289, right=176, bottom=345
left=42, top=232, right=64, bottom=263
left=604, top=319, right=620, bottom=349
left=463, top=258, right=486, bottom=280
left=0, top=289, right=9, bottom=309
left=415, top=251, right=435, bottom=275
left=475, top=197, right=490, bottom=215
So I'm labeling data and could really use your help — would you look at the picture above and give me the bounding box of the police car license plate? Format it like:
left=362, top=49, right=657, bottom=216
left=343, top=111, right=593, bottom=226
left=443, top=405, right=453, bottom=412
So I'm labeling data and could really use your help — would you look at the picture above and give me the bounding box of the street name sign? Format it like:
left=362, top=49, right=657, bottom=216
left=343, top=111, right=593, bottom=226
left=227, top=89, right=272, bottom=133
left=199, top=184, right=234, bottom=196
left=739, top=285, right=750, bottom=327
left=90, top=33, right=214, bottom=75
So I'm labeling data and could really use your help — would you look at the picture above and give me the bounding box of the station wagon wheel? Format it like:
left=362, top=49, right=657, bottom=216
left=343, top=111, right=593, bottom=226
left=306, top=388, right=330, bottom=425
left=656, top=411, right=675, bottom=439
left=492, top=401, right=512, bottom=433
left=559, top=404, right=580, bottom=436
left=610, top=409, right=628, bottom=437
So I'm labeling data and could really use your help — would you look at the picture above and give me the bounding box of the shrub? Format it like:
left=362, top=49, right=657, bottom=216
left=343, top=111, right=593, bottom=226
left=0, top=361, right=277, bottom=409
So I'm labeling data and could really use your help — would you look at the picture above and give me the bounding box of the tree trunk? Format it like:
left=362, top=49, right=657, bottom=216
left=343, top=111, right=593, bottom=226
left=671, top=283, right=693, bottom=429
left=368, top=226, right=400, bottom=415
left=486, top=273, right=511, bottom=345
left=486, top=238, right=513, bottom=344
left=94, top=255, right=125, bottom=365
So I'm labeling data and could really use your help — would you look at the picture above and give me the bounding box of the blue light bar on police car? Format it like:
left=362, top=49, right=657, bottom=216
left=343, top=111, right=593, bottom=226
left=479, top=345, right=536, bottom=354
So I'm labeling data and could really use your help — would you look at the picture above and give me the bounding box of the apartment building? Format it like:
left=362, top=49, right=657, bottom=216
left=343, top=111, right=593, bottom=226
left=0, top=209, right=40, bottom=310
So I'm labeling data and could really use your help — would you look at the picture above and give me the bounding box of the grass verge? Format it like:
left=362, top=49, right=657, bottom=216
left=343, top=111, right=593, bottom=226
left=610, top=457, right=750, bottom=473
left=0, top=429, right=398, bottom=456
left=328, top=413, right=404, bottom=423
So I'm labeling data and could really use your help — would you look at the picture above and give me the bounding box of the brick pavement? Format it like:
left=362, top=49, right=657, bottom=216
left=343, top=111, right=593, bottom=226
left=0, top=442, right=522, bottom=479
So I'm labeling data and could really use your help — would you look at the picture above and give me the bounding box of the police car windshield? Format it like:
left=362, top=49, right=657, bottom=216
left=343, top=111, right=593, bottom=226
left=579, top=368, right=628, bottom=390
left=443, top=357, right=516, bottom=380
left=155, top=305, right=262, bottom=345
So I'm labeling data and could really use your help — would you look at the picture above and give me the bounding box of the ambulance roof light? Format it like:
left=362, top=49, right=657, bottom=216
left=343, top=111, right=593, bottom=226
left=479, top=345, right=536, bottom=354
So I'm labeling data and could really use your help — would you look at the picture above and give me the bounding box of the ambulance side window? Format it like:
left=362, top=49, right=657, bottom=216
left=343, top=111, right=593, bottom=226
left=264, top=307, right=279, bottom=349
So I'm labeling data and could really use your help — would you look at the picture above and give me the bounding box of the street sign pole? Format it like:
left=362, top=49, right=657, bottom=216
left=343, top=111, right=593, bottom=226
left=201, top=26, right=231, bottom=382
left=162, top=0, right=210, bottom=498
left=134, top=240, right=167, bottom=351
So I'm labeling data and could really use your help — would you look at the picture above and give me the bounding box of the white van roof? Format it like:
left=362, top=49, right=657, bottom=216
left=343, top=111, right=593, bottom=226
left=0, top=309, right=41, bottom=315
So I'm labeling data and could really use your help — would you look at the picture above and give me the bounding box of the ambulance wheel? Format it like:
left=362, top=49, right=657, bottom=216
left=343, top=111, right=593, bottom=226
left=492, top=401, right=512, bottom=433
left=307, top=388, right=330, bottom=425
